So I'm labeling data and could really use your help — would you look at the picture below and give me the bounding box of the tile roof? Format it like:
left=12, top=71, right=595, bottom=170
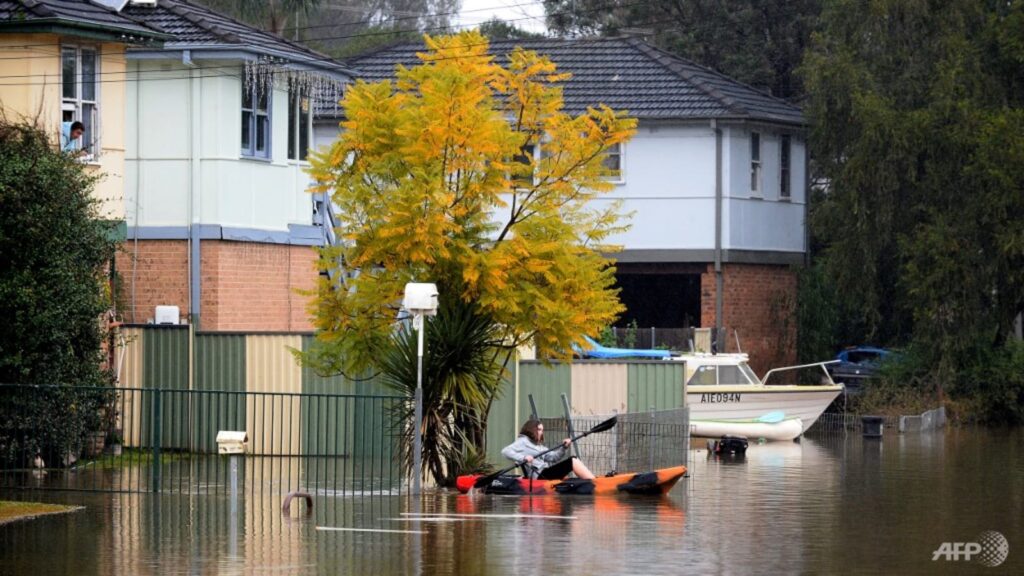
left=0, top=0, right=164, bottom=39
left=122, top=0, right=351, bottom=74
left=340, top=36, right=804, bottom=125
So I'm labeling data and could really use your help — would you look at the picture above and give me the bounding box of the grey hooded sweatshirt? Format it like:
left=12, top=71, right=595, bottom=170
left=501, top=435, right=567, bottom=478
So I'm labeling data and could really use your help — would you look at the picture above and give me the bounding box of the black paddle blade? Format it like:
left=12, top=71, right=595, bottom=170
left=590, top=416, right=617, bottom=434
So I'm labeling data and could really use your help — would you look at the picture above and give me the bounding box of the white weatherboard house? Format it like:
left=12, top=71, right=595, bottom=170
left=114, top=0, right=352, bottom=331
left=326, top=38, right=807, bottom=372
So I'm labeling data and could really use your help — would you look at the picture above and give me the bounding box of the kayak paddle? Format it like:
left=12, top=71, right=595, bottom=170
left=473, top=415, right=618, bottom=489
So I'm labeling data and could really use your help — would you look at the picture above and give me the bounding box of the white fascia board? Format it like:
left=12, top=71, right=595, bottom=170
left=127, top=46, right=352, bottom=80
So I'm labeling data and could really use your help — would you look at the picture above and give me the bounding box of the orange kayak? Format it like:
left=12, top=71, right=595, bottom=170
left=455, top=465, right=686, bottom=496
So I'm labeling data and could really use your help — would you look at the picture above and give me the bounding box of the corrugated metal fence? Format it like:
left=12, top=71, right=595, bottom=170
left=2, top=326, right=690, bottom=493
left=0, top=384, right=401, bottom=496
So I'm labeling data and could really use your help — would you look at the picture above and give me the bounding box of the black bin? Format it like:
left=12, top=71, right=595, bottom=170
left=862, top=416, right=884, bottom=438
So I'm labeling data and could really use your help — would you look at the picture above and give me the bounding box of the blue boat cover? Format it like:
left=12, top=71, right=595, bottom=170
left=575, top=336, right=672, bottom=359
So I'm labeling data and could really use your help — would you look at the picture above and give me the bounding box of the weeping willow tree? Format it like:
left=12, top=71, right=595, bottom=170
left=303, top=32, right=636, bottom=484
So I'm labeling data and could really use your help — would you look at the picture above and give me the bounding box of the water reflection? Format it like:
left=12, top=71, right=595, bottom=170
left=1, top=430, right=1022, bottom=575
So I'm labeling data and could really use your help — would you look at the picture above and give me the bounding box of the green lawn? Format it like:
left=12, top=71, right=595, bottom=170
left=0, top=501, right=81, bottom=525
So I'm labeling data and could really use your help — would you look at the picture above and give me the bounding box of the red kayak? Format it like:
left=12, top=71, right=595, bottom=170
left=455, top=465, right=686, bottom=496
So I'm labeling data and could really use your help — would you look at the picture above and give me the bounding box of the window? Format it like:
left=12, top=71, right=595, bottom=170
left=687, top=364, right=758, bottom=386
left=688, top=366, right=718, bottom=386
left=242, top=79, right=270, bottom=158
left=750, top=131, right=761, bottom=195
left=287, top=85, right=311, bottom=161
left=61, top=46, right=99, bottom=159
left=780, top=135, right=791, bottom=199
left=602, top=142, right=624, bottom=182
left=512, top=144, right=536, bottom=187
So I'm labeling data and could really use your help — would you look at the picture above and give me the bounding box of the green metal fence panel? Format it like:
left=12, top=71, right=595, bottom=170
left=485, top=362, right=518, bottom=465
left=300, top=335, right=355, bottom=396
left=301, top=335, right=353, bottom=458
left=192, top=333, right=246, bottom=453
left=299, top=336, right=397, bottom=466
left=627, top=362, right=686, bottom=412
left=142, top=326, right=190, bottom=450
left=518, top=361, right=571, bottom=422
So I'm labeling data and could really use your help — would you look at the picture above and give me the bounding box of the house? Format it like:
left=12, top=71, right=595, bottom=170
left=117, top=0, right=354, bottom=331
left=328, top=38, right=808, bottom=372
left=0, top=0, right=166, bottom=229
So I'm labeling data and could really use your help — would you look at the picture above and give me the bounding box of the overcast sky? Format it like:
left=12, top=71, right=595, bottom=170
left=455, top=0, right=548, bottom=34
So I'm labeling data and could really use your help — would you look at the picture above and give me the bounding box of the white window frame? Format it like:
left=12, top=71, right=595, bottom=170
left=602, top=141, right=625, bottom=183
left=287, top=83, right=312, bottom=162
left=780, top=134, right=791, bottom=200
left=750, top=131, right=761, bottom=196
left=60, top=44, right=100, bottom=161
left=241, top=78, right=271, bottom=159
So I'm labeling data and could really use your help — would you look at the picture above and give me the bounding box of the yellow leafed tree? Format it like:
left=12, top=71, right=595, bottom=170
left=308, top=31, right=636, bottom=373
left=306, top=32, right=635, bottom=481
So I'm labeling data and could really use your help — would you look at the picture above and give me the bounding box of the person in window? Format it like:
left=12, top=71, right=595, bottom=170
left=61, top=121, right=85, bottom=155
left=502, top=419, right=595, bottom=480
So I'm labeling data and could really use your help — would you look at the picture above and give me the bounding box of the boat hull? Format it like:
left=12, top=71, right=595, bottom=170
left=691, top=418, right=804, bottom=441
left=687, top=385, right=843, bottom=433
left=456, top=465, right=687, bottom=496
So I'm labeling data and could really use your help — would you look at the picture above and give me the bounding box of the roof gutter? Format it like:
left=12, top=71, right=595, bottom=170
left=126, top=45, right=354, bottom=78
left=0, top=19, right=168, bottom=43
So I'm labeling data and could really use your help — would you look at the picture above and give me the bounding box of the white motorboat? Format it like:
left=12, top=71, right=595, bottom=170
left=678, top=352, right=843, bottom=440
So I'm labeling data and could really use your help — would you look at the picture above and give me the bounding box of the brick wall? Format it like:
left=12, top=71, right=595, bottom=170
left=700, top=263, right=798, bottom=375
left=118, top=240, right=189, bottom=324
left=118, top=239, right=319, bottom=331
left=201, top=241, right=318, bottom=331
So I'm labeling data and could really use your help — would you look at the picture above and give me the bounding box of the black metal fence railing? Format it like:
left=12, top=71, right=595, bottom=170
left=0, top=384, right=404, bottom=496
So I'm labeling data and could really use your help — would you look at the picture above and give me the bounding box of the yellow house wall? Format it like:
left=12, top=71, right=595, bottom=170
left=0, top=34, right=126, bottom=220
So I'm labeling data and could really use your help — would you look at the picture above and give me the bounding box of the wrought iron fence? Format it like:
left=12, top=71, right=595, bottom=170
left=539, top=407, right=690, bottom=475
left=0, top=384, right=404, bottom=496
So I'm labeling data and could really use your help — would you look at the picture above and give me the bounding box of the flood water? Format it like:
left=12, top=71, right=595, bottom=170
left=1, top=428, right=1021, bottom=575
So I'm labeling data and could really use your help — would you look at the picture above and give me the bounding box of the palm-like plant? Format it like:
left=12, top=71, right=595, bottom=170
left=378, top=297, right=509, bottom=487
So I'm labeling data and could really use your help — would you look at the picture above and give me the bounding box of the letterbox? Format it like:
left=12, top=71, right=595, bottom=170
left=216, top=430, right=248, bottom=454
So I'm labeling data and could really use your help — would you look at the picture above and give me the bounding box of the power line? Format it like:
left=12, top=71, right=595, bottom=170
left=0, top=0, right=552, bottom=50
left=0, top=0, right=647, bottom=82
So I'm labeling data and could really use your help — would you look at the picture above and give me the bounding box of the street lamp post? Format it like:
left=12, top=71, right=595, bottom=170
left=403, top=282, right=438, bottom=496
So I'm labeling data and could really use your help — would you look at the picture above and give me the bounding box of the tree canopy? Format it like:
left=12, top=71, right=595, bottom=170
left=306, top=31, right=636, bottom=374
left=802, top=0, right=1024, bottom=421
left=0, top=120, right=115, bottom=385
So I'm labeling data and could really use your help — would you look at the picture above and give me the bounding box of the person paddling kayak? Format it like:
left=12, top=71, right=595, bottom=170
left=502, top=419, right=595, bottom=480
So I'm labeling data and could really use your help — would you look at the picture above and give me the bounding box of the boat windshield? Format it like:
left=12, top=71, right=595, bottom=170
left=687, top=363, right=760, bottom=386
left=739, top=362, right=760, bottom=384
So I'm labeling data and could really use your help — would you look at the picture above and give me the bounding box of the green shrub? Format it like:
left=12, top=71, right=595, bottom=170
left=0, top=120, right=116, bottom=466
